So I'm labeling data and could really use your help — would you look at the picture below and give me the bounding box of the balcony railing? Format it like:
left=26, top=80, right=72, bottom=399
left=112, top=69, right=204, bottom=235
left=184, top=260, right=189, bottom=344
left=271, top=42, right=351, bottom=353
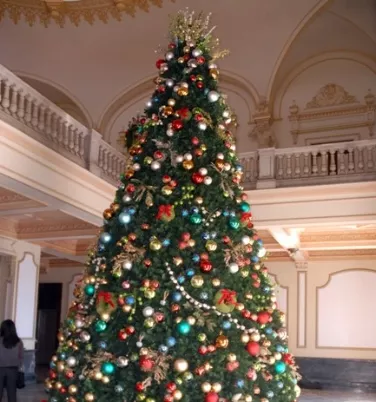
left=1, top=64, right=375, bottom=189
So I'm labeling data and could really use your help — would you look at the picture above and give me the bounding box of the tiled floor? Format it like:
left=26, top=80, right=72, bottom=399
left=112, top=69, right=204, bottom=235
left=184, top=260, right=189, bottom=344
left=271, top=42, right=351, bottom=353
left=6, top=385, right=376, bottom=402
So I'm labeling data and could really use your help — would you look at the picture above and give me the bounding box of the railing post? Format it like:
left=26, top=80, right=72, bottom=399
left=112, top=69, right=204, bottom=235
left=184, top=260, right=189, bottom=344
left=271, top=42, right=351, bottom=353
left=256, top=148, right=277, bottom=189
left=87, top=129, right=102, bottom=177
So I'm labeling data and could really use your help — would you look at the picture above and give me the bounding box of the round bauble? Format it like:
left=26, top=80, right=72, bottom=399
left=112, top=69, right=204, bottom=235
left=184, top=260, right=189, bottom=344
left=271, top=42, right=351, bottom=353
left=177, top=321, right=191, bottom=335
left=208, top=91, right=220, bottom=102
left=274, top=361, right=286, bottom=374
left=246, top=341, right=260, bottom=356
left=142, top=307, right=154, bottom=317
left=205, top=392, right=219, bottom=402
left=173, top=359, right=189, bottom=372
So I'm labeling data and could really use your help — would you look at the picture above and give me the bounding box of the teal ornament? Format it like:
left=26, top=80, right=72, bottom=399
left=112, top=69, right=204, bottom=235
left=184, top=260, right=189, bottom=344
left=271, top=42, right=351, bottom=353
left=177, top=321, right=191, bottom=335
left=84, top=284, right=95, bottom=296
left=274, top=361, right=286, bottom=374
left=240, top=202, right=251, bottom=212
left=190, top=213, right=202, bottom=225
left=101, top=362, right=116, bottom=375
left=95, top=320, right=107, bottom=332
left=229, top=217, right=240, bottom=230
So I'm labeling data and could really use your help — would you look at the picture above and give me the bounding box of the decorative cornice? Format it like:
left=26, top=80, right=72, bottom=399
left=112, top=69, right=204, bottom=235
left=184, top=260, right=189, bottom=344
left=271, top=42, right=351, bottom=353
left=0, top=0, right=171, bottom=27
left=305, top=83, right=358, bottom=109
left=0, top=193, right=28, bottom=203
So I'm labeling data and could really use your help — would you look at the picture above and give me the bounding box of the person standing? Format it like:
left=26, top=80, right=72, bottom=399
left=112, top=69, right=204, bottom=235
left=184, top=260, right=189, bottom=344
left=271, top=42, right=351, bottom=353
left=0, top=320, right=24, bottom=402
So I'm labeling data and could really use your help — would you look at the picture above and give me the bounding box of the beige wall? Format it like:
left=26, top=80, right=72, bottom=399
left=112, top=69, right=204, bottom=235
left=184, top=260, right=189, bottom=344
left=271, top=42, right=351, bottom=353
left=269, top=260, right=376, bottom=360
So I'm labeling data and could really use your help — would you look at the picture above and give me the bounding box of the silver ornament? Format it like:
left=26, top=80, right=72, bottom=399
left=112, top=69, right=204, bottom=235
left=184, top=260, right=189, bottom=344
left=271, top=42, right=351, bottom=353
left=229, top=262, right=239, bottom=273
left=208, top=90, right=220, bottom=102
left=187, top=59, right=198, bottom=68
left=80, top=331, right=91, bottom=342
left=192, top=48, right=203, bottom=57
left=151, top=161, right=161, bottom=171
left=166, top=129, right=174, bottom=137
left=116, top=356, right=129, bottom=368
left=142, top=307, right=155, bottom=317
left=66, top=356, right=77, bottom=367
left=122, top=260, right=132, bottom=270
left=165, top=51, right=174, bottom=61
left=166, top=79, right=174, bottom=87
left=198, top=122, right=207, bottom=131
left=183, top=153, right=193, bottom=161
left=199, top=167, right=208, bottom=176
left=204, top=176, right=212, bottom=185
left=133, top=163, right=141, bottom=171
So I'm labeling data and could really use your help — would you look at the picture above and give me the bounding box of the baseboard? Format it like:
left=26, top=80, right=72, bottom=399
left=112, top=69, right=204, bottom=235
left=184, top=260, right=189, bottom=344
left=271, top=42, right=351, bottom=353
left=297, top=357, right=376, bottom=391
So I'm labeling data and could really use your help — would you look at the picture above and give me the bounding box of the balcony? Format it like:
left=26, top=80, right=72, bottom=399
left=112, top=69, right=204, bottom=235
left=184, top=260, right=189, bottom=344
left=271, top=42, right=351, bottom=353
left=0, top=64, right=375, bottom=190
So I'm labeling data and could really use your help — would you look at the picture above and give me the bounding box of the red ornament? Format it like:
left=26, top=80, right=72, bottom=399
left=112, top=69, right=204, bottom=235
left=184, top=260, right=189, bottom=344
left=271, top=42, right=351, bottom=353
left=170, top=180, right=178, bottom=188
left=162, top=175, right=171, bottom=183
left=139, top=356, right=154, bottom=372
left=207, top=345, right=216, bottom=353
left=118, top=329, right=128, bottom=341
left=205, top=392, right=219, bottom=402
left=156, top=59, right=165, bottom=69
left=242, top=310, right=251, bottom=319
left=191, top=136, right=200, bottom=145
left=178, top=241, right=188, bottom=250
left=177, top=107, right=192, bottom=121
left=154, top=312, right=165, bottom=322
left=171, top=304, right=180, bottom=313
left=164, top=395, right=174, bottom=402
left=226, top=361, right=240, bottom=372
left=59, top=387, right=67, bottom=394
left=222, top=235, right=231, bottom=244
left=135, top=382, right=144, bottom=392
left=168, top=43, right=176, bottom=49
left=150, top=280, right=160, bottom=289
left=253, top=281, right=261, bottom=288
left=125, top=326, right=135, bottom=335
left=172, top=119, right=184, bottom=131
left=200, top=253, right=209, bottom=260
left=196, top=81, right=204, bottom=89
left=154, top=150, right=164, bottom=159
left=126, top=184, right=136, bottom=193
left=156, top=204, right=175, bottom=221
left=194, top=113, right=204, bottom=121
left=194, top=149, right=203, bottom=157
left=166, top=382, right=177, bottom=392
left=181, top=232, right=191, bottom=241
left=198, top=346, right=207, bottom=355
left=197, top=55, right=206, bottom=64
left=190, top=74, right=197, bottom=81
left=283, top=353, right=294, bottom=365
left=200, top=260, right=213, bottom=273
left=144, top=259, right=152, bottom=267
left=157, top=85, right=166, bottom=93
left=246, top=341, right=260, bottom=356
left=192, top=172, right=204, bottom=184
left=257, top=311, right=270, bottom=325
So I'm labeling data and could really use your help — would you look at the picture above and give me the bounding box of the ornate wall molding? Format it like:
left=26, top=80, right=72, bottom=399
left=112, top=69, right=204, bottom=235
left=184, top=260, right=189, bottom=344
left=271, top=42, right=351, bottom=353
left=0, top=0, right=171, bottom=27
left=248, top=98, right=277, bottom=148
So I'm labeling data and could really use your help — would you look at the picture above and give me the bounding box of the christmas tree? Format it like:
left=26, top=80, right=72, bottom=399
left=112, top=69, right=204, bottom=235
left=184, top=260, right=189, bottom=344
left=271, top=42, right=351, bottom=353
left=45, top=9, right=301, bottom=402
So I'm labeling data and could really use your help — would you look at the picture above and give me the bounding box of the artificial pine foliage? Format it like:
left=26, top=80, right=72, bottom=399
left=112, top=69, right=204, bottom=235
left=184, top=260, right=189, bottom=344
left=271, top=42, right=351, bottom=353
left=46, top=9, right=301, bottom=402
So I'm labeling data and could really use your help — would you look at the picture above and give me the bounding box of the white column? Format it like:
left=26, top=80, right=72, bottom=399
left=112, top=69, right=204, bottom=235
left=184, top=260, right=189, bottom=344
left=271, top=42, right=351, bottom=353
left=0, top=236, right=41, bottom=350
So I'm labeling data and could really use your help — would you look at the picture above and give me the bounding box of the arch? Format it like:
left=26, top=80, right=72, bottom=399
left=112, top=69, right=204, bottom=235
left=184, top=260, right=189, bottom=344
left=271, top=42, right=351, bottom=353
left=272, top=50, right=376, bottom=118
left=14, top=71, right=93, bottom=128
left=97, top=70, right=260, bottom=143
left=317, top=268, right=376, bottom=291
left=267, top=0, right=333, bottom=102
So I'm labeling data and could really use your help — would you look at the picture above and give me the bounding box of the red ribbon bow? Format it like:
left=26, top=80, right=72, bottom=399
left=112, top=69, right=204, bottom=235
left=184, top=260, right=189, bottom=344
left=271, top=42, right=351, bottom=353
left=218, top=289, right=237, bottom=305
left=156, top=204, right=173, bottom=220
left=97, top=291, right=115, bottom=307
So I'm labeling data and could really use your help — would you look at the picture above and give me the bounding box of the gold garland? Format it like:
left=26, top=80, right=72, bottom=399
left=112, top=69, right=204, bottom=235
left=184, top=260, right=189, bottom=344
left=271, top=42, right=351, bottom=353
left=0, top=0, right=172, bottom=27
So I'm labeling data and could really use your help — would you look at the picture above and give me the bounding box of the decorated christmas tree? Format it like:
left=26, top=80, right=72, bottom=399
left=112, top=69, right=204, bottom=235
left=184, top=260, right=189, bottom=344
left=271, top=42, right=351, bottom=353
left=45, top=9, right=301, bottom=402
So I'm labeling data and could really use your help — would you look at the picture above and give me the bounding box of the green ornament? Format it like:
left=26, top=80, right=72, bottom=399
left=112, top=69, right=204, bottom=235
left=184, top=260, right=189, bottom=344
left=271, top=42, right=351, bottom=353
left=95, top=320, right=107, bottom=332
left=229, top=217, right=240, bottom=230
left=197, top=333, right=207, bottom=342
left=177, top=320, right=191, bottom=335
left=240, top=201, right=251, bottom=212
left=190, top=213, right=202, bottom=224
left=214, top=289, right=237, bottom=313
left=274, top=361, right=286, bottom=374
left=101, top=362, right=115, bottom=375
left=84, top=284, right=95, bottom=296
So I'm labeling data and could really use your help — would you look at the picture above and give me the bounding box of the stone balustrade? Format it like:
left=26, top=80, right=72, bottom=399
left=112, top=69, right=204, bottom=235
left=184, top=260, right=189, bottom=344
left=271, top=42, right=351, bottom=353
left=0, top=64, right=375, bottom=189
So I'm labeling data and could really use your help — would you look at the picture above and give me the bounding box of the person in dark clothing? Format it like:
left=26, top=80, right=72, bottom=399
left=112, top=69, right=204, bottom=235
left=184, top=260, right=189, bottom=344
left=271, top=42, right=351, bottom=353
left=0, top=320, right=24, bottom=402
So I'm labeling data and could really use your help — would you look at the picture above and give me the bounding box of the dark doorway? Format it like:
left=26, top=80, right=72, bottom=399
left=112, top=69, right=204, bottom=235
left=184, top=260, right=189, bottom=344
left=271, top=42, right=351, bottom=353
left=36, top=283, right=62, bottom=366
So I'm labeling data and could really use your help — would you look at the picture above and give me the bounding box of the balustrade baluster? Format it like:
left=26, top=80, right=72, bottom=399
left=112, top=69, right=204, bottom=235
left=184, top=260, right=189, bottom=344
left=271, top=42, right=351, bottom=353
left=277, top=155, right=283, bottom=178
left=311, top=152, right=318, bottom=175
left=348, top=149, right=355, bottom=173
left=286, top=155, right=292, bottom=178
left=337, top=149, right=345, bottom=174
left=24, top=96, right=32, bottom=124
left=38, top=105, right=45, bottom=132
left=31, top=101, right=39, bottom=127
left=9, top=85, right=18, bottom=114
left=73, top=129, right=79, bottom=155
left=103, top=149, right=108, bottom=174
left=51, top=114, right=58, bottom=140
left=294, top=153, right=301, bottom=177
left=45, top=109, right=52, bottom=136
left=78, top=133, right=85, bottom=158
left=68, top=125, right=75, bottom=152
left=329, top=149, right=337, bottom=175
left=1, top=80, right=10, bottom=109
left=17, top=90, right=25, bottom=119
left=367, top=146, right=374, bottom=170
left=303, top=153, right=309, bottom=176
left=98, top=147, right=104, bottom=169
left=357, top=148, right=364, bottom=172
left=320, top=151, right=328, bottom=176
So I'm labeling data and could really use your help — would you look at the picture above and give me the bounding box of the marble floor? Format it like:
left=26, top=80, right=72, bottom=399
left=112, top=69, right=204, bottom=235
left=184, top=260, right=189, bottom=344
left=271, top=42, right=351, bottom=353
left=5, top=385, right=376, bottom=402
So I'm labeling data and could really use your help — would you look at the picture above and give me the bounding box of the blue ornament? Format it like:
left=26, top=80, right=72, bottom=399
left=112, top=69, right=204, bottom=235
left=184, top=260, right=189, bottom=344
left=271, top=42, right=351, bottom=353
left=210, top=232, right=217, bottom=239
left=292, top=378, right=298, bottom=384
left=98, top=341, right=107, bottom=349
left=172, top=292, right=182, bottom=302
left=236, top=164, right=243, bottom=171
left=167, top=337, right=176, bottom=347
left=84, top=284, right=95, bottom=296
left=240, top=201, right=251, bottom=212
left=204, top=88, right=209, bottom=94
left=126, top=296, right=135, bottom=305
left=177, top=321, right=191, bottom=335
left=99, top=232, right=111, bottom=243
left=186, top=269, right=195, bottom=277
left=199, top=292, right=209, bottom=300
left=276, top=345, right=284, bottom=352
left=192, top=254, right=200, bottom=263
left=191, top=207, right=199, bottom=213
left=267, top=391, right=274, bottom=398
left=251, top=256, right=259, bottom=263
left=223, top=210, right=229, bottom=217
left=178, top=275, right=185, bottom=284
left=101, top=362, right=116, bottom=375
left=236, top=379, right=245, bottom=388
left=277, top=381, right=284, bottom=389
left=229, top=217, right=240, bottom=230
left=274, top=361, right=287, bottom=374
left=159, top=345, right=168, bottom=353
left=128, top=207, right=136, bottom=215
left=95, top=320, right=107, bottom=332
left=60, top=353, right=66, bottom=360
left=98, top=244, right=105, bottom=252
left=119, top=212, right=131, bottom=224
left=222, top=321, right=231, bottom=330
left=263, top=286, right=271, bottom=293
left=153, top=97, right=159, bottom=103
left=202, top=232, right=210, bottom=240
left=115, top=385, right=124, bottom=393
left=265, top=327, right=273, bottom=335
left=190, top=213, right=202, bottom=224
left=182, top=209, right=189, bottom=217
left=230, top=211, right=236, bottom=217
left=49, top=361, right=56, bottom=369
left=163, top=239, right=171, bottom=247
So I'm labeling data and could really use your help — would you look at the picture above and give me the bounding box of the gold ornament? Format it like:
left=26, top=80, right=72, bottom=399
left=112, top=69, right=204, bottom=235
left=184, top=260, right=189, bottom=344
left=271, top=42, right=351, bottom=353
left=240, top=269, right=249, bottom=278
left=205, top=240, right=217, bottom=251
left=56, top=362, right=65, bottom=372
left=187, top=316, right=196, bottom=325
left=241, top=333, right=250, bottom=343
left=188, top=239, right=196, bottom=247
left=227, top=353, right=237, bottom=362
left=100, top=312, right=111, bottom=322
left=195, top=196, right=204, bottom=204
left=68, top=385, right=78, bottom=394
left=178, top=87, right=189, bottom=96
left=215, top=334, right=229, bottom=349
left=209, top=68, right=219, bottom=79
left=144, top=289, right=156, bottom=299
left=173, top=390, right=183, bottom=400
left=191, top=275, right=204, bottom=288
left=162, top=186, right=173, bottom=196
left=201, top=382, right=211, bottom=393
left=144, top=317, right=155, bottom=328
left=103, top=208, right=113, bottom=220
left=94, top=371, right=103, bottom=380
left=245, top=396, right=253, bottom=402
left=102, top=376, right=110, bottom=384
left=215, top=159, right=225, bottom=170
left=212, top=383, right=222, bottom=392
left=122, top=305, right=132, bottom=313
left=150, top=239, right=162, bottom=251
left=111, top=203, right=120, bottom=212
left=84, top=393, right=95, bottom=401
left=251, top=333, right=261, bottom=342
left=174, top=358, right=189, bottom=372
left=182, top=160, right=194, bottom=170
left=55, top=382, right=62, bottom=390
left=212, top=278, right=221, bottom=287
left=236, top=303, right=245, bottom=311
